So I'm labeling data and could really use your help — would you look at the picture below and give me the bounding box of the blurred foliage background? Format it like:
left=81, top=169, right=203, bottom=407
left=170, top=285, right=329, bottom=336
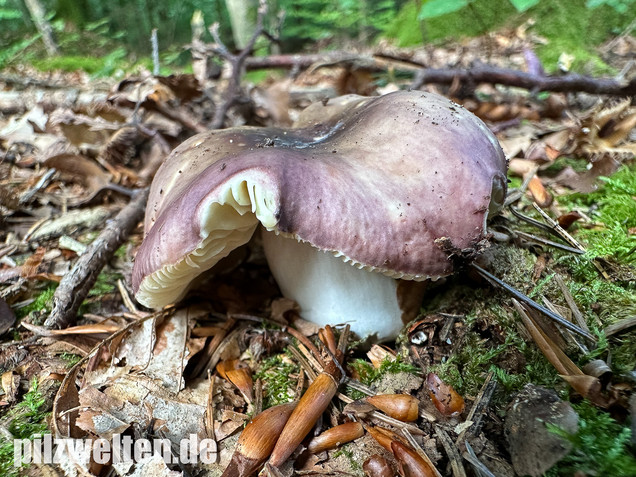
left=0, top=0, right=634, bottom=75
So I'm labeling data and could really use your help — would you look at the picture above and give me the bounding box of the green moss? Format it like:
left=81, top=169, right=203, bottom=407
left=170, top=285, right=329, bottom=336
left=332, top=445, right=362, bottom=471
left=547, top=400, right=636, bottom=476
left=30, top=48, right=128, bottom=77
left=60, top=352, right=82, bottom=367
left=507, top=175, right=523, bottom=189
left=543, top=156, right=591, bottom=175
left=349, top=355, right=421, bottom=387
left=32, top=55, right=106, bottom=74
left=88, top=271, right=123, bottom=297
left=0, top=378, right=51, bottom=476
left=113, top=244, right=128, bottom=261
left=254, top=354, right=299, bottom=408
left=559, top=164, right=636, bottom=265
left=15, top=284, right=57, bottom=319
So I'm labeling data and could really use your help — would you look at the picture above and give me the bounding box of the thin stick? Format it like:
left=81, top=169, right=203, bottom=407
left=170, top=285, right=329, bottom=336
left=531, top=203, right=610, bottom=280
left=514, top=230, right=584, bottom=255
left=455, top=372, right=496, bottom=445
left=151, top=29, right=160, bottom=76
left=554, top=274, right=590, bottom=332
left=436, top=425, right=467, bottom=477
left=470, top=263, right=596, bottom=342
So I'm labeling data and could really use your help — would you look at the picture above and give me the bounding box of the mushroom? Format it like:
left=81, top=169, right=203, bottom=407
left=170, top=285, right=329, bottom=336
left=131, top=91, right=507, bottom=341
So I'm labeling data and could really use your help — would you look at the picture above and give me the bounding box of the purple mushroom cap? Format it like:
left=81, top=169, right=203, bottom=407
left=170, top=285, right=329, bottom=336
left=132, top=91, right=507, bottom=337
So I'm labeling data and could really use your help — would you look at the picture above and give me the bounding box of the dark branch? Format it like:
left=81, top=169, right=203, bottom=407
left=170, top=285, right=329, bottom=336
left=239, top=52, right=636, bottom=97
left=45, top=188, right=149, bottom=329
left=209, top=0, right=269, bottom=129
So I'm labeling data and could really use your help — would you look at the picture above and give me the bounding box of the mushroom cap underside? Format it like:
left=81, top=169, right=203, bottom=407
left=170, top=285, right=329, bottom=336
left=132, top=91, right=507, bottom=308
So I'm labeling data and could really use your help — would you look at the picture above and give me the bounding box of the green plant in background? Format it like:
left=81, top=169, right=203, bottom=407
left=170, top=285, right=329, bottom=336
left=419, top=0, right=538, bottom=19
left=386, top=0, right=632, bottom=73
left=586, top=0, right=636, bottom=13
left=0, top=0, right=37, bottom=69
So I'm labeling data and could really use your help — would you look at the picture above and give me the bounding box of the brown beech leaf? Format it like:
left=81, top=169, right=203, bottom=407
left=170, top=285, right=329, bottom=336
left=20, top=247, right=45, bottom=279
left=44, top=154, right=112, bottom=205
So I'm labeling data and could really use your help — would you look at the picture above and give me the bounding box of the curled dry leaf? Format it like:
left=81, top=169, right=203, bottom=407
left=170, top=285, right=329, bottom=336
left=1, top=371, right=20, bottom=403
left=366, top=394, right=419, bottom=422
left=52, top=307, right=208, bottom=475
left=44, top=154, right=122, bottom=206
left=20, top=247, right=45, bottom=278
left=426, top=373, right=465, bottom=417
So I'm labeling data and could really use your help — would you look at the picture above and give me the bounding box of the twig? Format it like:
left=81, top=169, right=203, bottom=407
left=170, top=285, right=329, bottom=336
left=209, top=0, right=269, bottom=129
left=44, top=188, right=149, bottom=329
left=513, top=230, right=584, bottom=255
left=436, top=425, right=467, bottom=477
left=239, top=51, right=636, bottom=96
left=541, top=296, right=588, bottom=354
left=455, top=372, right=496, bottom=446
left=604, top=316, right=636, bottom=337
left=151, top=29, right=160, bottom=76
left=531, top=203, right=610, bottom=280
left=504, top=165, right=539, bottom=206
left=410, top=64, right=636, bottom=96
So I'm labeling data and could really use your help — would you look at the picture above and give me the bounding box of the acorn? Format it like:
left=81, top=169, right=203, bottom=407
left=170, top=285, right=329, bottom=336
left=366, top=394, right=419, bottom=422
left=307, top=421, right=364, bottom=454
left=221, top=402, right=297, bottom=477
left=363, top=454, right=393, bottom=477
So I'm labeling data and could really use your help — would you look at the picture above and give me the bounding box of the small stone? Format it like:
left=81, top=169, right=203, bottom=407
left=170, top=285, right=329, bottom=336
left=504, top=384, right=579, bottom=477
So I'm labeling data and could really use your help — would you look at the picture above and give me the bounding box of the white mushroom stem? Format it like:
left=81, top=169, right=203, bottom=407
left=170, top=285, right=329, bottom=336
left=262, top=229, right=424, bottom=342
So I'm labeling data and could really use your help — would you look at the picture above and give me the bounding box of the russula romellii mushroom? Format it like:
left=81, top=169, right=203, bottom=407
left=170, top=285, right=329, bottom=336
left=131, top=91, right=507, bottom=341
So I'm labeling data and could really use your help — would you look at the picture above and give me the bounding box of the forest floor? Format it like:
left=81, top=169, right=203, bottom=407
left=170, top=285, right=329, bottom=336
left=0, top=17, right=636, bottom=477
